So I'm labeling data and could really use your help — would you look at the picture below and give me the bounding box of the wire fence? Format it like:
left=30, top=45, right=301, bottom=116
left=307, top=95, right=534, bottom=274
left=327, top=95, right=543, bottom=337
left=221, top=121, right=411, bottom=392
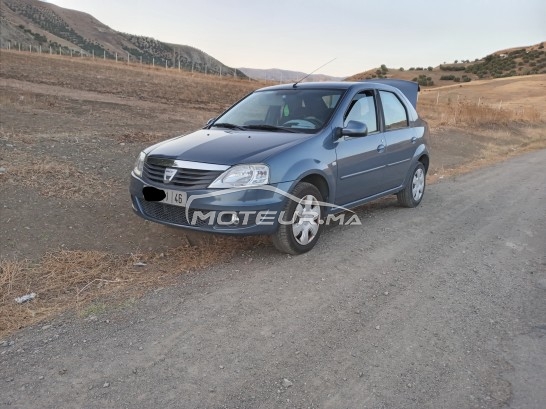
left=0, top=41, right=255, bottom=81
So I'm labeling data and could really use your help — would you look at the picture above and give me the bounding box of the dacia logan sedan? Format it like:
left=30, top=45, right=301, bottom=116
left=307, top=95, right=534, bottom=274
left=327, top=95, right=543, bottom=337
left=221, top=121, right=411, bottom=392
left=130, top=80, right=430, bottom=254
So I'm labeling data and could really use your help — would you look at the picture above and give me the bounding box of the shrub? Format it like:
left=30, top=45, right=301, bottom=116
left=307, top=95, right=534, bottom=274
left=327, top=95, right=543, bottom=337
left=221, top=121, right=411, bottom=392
left=427, top=66, right=433, bottom=71
left=440, top=65, right=466, bottom=71
left=440, top=75, right=455, bottom=80
left=414, top=74, right=434, bottom=86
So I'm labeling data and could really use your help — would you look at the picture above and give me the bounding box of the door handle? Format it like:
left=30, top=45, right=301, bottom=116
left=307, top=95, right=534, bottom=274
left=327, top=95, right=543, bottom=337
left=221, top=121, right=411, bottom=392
left=411, top=137, right=417, bottom=144
left=377, top=144, right=385, bottom=153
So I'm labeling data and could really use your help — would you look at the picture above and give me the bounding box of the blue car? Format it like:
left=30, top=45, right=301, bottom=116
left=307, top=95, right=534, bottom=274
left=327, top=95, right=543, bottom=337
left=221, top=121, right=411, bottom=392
left=130, top=80, right=430, bottom=254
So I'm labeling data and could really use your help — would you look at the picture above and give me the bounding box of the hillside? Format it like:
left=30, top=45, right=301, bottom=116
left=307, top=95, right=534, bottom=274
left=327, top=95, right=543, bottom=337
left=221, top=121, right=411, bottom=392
left=239, top=67, right=342, bottom=83
left=348, top=42, right=546, bottom=87
left=0, top=0, right=248, bottom=78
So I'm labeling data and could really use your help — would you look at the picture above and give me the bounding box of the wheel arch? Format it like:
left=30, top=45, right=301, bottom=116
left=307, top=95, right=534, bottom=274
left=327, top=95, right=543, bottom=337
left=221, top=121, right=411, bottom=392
left=418, top=154, right=430, bottom=173
left=298, top=173, right=330, bottom=203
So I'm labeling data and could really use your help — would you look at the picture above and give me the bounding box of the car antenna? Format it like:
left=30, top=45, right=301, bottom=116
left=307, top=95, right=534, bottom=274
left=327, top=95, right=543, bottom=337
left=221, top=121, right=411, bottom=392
left=293, top=58, right=336, bottom=88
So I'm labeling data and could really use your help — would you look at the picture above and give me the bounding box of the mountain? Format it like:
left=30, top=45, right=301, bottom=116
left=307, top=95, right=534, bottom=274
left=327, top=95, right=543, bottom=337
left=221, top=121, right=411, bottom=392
left=346, top=42, right=546, bottom=87
left=239, top=67, right=343, bottom=83
left=0, top=0, right=248, bottom=78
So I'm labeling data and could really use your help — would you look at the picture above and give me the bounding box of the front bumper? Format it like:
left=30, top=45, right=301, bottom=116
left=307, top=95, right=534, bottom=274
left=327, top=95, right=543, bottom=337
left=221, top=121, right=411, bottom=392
left=130, top=172, right=293, bottom=235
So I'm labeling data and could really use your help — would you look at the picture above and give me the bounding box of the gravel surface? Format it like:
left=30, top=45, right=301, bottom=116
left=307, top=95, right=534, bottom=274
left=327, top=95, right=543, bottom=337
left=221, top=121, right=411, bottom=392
left=1, top=150, right=545, bottom=408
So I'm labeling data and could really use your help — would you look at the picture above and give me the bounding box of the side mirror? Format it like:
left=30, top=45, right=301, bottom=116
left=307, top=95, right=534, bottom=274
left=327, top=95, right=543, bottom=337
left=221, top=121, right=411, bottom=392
left=339, top=120, right=368, bottom=138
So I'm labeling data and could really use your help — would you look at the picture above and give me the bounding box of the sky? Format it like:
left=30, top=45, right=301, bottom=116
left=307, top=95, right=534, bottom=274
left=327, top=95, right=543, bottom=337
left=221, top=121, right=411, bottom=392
left=43, top=0, right=546, bottom=77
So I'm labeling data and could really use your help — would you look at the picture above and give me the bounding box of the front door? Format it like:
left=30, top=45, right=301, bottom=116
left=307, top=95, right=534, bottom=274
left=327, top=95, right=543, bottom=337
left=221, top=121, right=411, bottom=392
left=335, top=91, right=388, bottom=206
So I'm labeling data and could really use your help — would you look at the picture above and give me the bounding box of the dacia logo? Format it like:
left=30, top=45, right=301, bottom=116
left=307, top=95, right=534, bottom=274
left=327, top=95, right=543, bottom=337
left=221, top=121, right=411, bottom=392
left=163, top=168, right=177, bottom=183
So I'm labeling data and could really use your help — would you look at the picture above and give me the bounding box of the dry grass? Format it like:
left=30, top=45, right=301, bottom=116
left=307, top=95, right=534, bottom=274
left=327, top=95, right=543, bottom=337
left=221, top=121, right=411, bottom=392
left=116, top=131, right=168, bottom=144
left=1, top=51, right=256, bottom=111
left=0, top=236, right=268, bottom=336
left=420, top=97, right=541, bottom=128
left=1, top=148, right=118, bottom=200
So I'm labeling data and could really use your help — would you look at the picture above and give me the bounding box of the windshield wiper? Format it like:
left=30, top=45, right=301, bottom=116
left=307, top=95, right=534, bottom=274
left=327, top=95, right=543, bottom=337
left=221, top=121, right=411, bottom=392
left=210, top=122, right=246, bottom=130
left=244, top=124, right=296, bottom=133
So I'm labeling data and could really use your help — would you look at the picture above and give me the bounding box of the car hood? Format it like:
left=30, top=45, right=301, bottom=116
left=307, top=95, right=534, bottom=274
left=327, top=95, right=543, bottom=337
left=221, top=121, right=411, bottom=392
left=147, top=129, right=310, bottom=165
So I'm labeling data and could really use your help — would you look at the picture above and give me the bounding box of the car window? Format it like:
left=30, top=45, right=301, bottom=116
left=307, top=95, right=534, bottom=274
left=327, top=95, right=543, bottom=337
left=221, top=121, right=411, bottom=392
left=379, top=91, right=408, bottom=130
left=343, top=91, right=378, bottom=133
left=214, top=89, right=345, bottom=133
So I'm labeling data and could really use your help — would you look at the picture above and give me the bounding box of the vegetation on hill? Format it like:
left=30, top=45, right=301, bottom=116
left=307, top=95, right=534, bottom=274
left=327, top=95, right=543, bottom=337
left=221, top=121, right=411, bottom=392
left=465, top=46, right=546, bottom=78
left=347, top=42, right=546, bottom=87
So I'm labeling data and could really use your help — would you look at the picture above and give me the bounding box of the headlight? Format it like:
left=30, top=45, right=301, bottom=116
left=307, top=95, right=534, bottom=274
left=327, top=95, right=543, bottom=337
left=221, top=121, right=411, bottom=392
left=209, top=164, right=269, bottom=188
left=133, top=151, right=146, bottom=177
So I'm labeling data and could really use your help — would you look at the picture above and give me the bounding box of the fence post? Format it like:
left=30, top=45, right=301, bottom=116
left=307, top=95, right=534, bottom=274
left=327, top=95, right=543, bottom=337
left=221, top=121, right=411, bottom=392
left=18, top=43, right=21, bottom=51
left=92, top=50, right=94, bottom=59
left=153, top=57, right=155, bottom=67
left=127, top=52, right=129, bottom=64
left=436, top=91, right=440, bottom=105
left=29, top=44, right=32, bottom=52
left=191, top=61, right=194, bottom=73
left=115, top=52, right=117, bottom=62
left=165, top=59, right=167, bottom=70
left=50, top=46, right=52, bottom=54
left=104, top=50, right=106, bottom=60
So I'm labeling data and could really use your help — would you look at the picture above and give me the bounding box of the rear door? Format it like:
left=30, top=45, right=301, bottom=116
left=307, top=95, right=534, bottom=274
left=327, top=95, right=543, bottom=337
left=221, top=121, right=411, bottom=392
left=378, top=90, right=416, bottom=189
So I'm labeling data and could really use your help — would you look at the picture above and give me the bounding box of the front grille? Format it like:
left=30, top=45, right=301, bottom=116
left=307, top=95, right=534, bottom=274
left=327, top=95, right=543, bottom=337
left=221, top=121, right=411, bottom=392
left=143, top=162, right=222, bottom=189
left=137, top=200, right=258, bottom=229
left=139, top=200, right=210, bottom=227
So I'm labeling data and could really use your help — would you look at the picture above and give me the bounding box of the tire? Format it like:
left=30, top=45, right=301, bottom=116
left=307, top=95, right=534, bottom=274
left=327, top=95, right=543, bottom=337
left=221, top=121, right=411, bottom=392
left=397, top=162, right=426, bottom=208
left=271, top=182, right=323, bottom=255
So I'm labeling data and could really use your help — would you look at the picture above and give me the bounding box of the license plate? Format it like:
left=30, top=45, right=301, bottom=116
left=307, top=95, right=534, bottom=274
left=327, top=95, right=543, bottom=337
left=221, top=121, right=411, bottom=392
left=161, top=189, right=187, bottom=207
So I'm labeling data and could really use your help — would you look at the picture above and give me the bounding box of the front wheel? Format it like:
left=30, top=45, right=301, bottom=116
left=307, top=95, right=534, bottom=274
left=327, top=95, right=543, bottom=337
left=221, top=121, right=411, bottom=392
left=271, top=182, right=323, bottom=255
left=397, top=162, right=426, bottom=208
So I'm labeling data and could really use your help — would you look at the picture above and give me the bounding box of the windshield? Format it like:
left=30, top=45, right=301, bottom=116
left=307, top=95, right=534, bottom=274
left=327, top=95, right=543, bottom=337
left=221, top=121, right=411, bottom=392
left=212, top=88, right=345, bottom=133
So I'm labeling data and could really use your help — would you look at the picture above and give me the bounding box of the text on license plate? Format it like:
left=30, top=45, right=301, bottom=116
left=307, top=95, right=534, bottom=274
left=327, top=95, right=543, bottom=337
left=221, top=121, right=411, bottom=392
left=161, top=189, right=187, bottom=207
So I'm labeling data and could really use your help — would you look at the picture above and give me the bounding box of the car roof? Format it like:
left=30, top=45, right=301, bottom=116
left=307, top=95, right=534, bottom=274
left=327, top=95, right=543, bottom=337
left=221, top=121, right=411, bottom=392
left=259, top=81, right=368, bottom=91
left=257, top=81, right=407, bottom=95
left=258, top=80, right=420, bottom=109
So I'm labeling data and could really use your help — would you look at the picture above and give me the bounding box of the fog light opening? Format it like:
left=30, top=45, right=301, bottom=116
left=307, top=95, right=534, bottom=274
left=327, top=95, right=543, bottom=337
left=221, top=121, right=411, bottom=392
left=217, top=211, right=240, bottom=226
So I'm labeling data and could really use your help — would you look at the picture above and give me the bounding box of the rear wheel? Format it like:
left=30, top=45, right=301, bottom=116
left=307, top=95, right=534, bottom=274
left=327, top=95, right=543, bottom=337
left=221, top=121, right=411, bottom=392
left=397, top=162, right=426, bottom=207
left=271, top=182, right=323, bottom=255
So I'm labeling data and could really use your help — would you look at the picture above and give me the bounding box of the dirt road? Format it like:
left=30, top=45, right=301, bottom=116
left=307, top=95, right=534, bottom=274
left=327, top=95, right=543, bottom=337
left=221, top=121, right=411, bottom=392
left=1, top=149, right=545, bottom=408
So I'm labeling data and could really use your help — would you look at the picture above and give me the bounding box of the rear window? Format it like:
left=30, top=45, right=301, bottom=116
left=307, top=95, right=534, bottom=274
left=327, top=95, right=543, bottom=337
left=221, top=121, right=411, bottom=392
left=379, top=91, right=409, bottom=130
